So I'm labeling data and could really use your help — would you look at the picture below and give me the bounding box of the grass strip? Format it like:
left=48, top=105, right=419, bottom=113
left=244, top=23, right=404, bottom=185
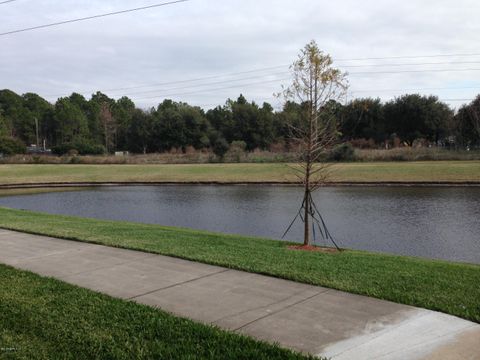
left=0, top=161, right=479, bottom=185
left=0, top=207, right=478, bottom=324
left=0, top=264, right=315, bottom=360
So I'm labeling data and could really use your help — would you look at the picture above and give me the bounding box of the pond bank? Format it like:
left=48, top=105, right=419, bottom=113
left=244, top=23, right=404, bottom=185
left=1, top=180, right=480, bottom=190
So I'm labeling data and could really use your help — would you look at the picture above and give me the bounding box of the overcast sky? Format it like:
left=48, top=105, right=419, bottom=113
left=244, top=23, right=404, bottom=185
left=1, top=0, right=479, bottom=109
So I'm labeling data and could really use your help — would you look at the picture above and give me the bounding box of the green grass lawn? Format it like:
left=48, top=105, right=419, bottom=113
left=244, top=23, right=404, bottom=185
left=0, top=207, right=478, bottom=324
left=0, top=264, right=314, bottom=360
left=0, top=161, right=479, bottom=185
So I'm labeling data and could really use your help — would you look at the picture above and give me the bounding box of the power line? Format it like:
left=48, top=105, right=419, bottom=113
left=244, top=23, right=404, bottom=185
left=130, top=77, right=293, bottom=101
left=126, top=69, right=480, bottom=100
left=335, top=53, right=480, bottom=62
left=48, top=62, right=480, bottom=99
left=106, top=61, right=480, bottom=93
left=119, top=63, right=480, bottom=95
left=189, top=96, right=280, bottom=109
left=0, top=0, right=17, bottom=4
left=43, top=71, right=478, bottom=106
left=47, top=71, right=480, bottom=102
left=46, top=65, right=290, bottom=97
left=44, top=56, right=480, bottom=97
left=342, top=61, right=480, bottom=68
left=128, top=77, right=478, bottom=103
left=103, top=66, right=288, bottom=92
left=110, top=71, right=289, bottom=97
left=0, top=0, right=189, bottom=36
left=349, top=68, right=480, bottom=76
left=144, top=96, right=475, bottom=108
left=129, top=80, right=478, bottom=103
left=351, top=85, right=480, bottom=94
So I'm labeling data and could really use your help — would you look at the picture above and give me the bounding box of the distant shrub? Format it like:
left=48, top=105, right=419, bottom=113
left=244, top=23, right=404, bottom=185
left=32, top=155, right=46, bottom=164
left=412, top=138, right=429, bottom=148
left=230, top=141, right=247, bottom=152
left=269, top=141, right=287, bottom=153
left=52, top=142, right=105, bottom=156
left=0, top=137, right=26, bottom=155
left=75, top=142, right=105, bottom=155
left=225, top=141, right=247, bottom=162
left=184, top=145, right=196, bottom=155
left=349, top=138, right=376, bottom=149
left=329, top=143, right=356, bottom=161
left=52, top=144, right=70, bottom=156
left=390, top=134, right=401, bottom=148
left=169, top=147, right=182, bottom=155
left=69, top=156, right=82, bottom=164
left=212, top=138, right=229, bottom=159
left=390, top=153, right=408, bottom=161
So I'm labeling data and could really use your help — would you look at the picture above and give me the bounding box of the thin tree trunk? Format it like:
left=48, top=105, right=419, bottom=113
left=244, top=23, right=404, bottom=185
left=303, top=155, right=311, bottom=246
left=303, top=187, right=310, bottom=246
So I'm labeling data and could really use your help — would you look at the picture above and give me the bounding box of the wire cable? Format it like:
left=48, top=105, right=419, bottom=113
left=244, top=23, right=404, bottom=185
left=349, top=68, right=480, bottom=76
left=0, top=0, right=189, bottom=36
left=351, top=86, right=480, bottom=94
left=125, top=69, right=480, bottom=100
left=47, top=61, right=480, bottom=99
left=130, top=77, right=292, bottom=101
left=335, top=53, right=480, bottom=62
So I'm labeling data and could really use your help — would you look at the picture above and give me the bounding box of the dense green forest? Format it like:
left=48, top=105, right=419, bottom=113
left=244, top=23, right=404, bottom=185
left=0, top=89, right=479, bottom=156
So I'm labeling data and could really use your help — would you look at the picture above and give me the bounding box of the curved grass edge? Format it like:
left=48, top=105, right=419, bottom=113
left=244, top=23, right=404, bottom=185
left=0, top=206, right=479, bottom=324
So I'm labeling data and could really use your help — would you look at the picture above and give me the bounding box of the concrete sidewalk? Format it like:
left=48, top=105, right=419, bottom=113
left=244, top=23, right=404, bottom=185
left=0, top=229, right=478, bottom=359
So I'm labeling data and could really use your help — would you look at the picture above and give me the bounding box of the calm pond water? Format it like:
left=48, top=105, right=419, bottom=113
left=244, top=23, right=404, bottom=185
left=0, top=185, right=479, bottom=264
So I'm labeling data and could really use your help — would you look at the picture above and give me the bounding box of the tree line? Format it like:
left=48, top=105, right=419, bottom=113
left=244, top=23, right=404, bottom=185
left=0, top=89, right=479, bottom=156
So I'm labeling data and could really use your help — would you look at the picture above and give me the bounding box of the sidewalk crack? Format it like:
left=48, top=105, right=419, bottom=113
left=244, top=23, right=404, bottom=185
left=233, top=290, right=329, bottom=331
left=127, top=268, right=231, bottom=300
left=213, top=288, right=328, bottom=325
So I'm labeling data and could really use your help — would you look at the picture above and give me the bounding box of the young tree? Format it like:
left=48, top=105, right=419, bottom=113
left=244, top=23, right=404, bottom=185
left=280, top=40, right=348, bottom=247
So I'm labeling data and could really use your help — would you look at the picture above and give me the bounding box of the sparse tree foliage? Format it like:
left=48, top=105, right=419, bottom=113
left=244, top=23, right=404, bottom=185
left=280, top=40, right=348, bottom=247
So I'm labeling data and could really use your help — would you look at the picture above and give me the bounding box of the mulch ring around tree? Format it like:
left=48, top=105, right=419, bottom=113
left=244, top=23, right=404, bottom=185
left=287, top=244, right=341, bottom=253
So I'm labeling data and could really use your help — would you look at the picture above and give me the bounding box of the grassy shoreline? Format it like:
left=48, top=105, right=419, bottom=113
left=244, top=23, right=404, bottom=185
left=0, top=161, right=479, bottom=185
left=0, top=264, right=314, bottom=360
left=0, top=207, right=478, bottom=323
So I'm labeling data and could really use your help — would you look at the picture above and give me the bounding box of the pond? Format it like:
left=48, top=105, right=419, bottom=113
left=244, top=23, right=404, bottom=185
left=0, top=185, right=479, bottom=264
